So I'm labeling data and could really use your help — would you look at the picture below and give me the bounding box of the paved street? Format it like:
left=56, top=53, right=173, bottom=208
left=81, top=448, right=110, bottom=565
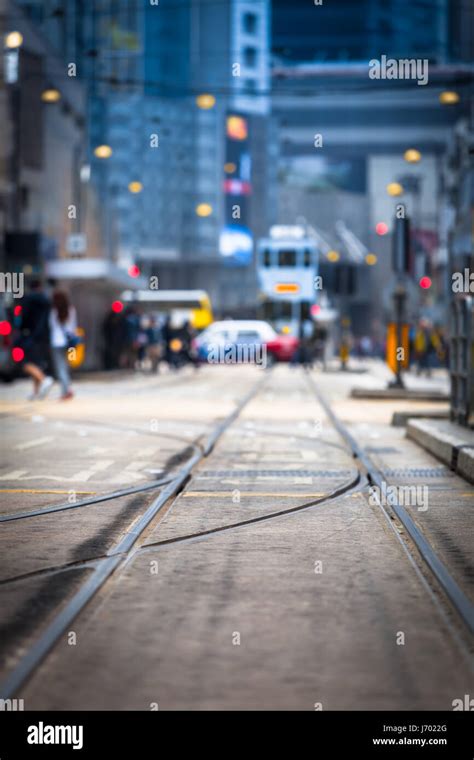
left=1, top=364, right=472, bottom=710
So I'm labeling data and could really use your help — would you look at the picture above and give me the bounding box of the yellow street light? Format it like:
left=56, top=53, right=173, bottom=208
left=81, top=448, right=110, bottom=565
left=94, top=144, right=113, bottom=159
left=439, top=91, right=459, bottom=105
left=41, top=88, right=61, bottom=103
left=196, top=93, right=216, bottom=110
left=128, top=181, right=143, bottom=194
left=196, top=203, right=213, bottom=217
left=365, top=253, right=377, bottom=266
left=386, top=182, right=404, bottom=197
left=327, top=250, right=340, bottom=262
left=5, top=31, right=23, bottom=49
left=404, top=148, right=421, bottom=163
left=224, top=162, right=236, bottom=174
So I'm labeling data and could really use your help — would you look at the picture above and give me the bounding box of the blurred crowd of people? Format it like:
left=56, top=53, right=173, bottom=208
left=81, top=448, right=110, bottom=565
left=7, top=285, right=449, bottom=397
left=13, top=279, right=77, bottom=400
left=349, top=318, right=448, bottom=375
left=411, top=318, right=448, bottom=377
left=102, top=308, right=199, bottom=372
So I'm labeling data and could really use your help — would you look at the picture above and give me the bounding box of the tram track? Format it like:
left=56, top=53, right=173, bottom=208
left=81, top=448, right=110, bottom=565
left=1, top=367, right=472, bottom=702
left=0, top=373, right=268, bottom=698
left=304, top=370, right=474, bottom=638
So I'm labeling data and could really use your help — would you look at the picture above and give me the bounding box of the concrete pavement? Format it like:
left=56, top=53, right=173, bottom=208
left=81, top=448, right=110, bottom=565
left=0, top=363, right=472, bottom=709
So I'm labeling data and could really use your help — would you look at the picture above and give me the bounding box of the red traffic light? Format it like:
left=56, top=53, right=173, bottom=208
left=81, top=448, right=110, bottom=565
left=128, top=264, right=140, bottom=278
left=376, top=222, right=389, bottom=236
left=0, top=321, right=12, bottom=336
left=14, top=305, right=22, bottom=316
left=419, top=276, right=432, bottom=289
left=111, top=300, right=124, bottom=314
left=12, top=347, right=24, bottom=362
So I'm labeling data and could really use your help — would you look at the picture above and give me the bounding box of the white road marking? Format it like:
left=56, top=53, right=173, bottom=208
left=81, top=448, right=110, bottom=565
left=300, top=450, right=321, bottom=461
left=0, top=470, right=29, bottom=480
left=107, top=460, right=149, bottom=484
left=15, top=436, right=54, bottom=451
left=70, top=460, right=115, bottom=482
left=135, top=447, right=158, bottom=457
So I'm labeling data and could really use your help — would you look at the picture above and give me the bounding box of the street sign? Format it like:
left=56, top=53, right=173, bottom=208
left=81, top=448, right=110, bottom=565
left=66, top=234, right=87, bottom=255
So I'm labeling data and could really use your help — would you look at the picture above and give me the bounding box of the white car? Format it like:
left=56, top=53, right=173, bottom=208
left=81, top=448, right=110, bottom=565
left=194, top=320, right=299, bottom=364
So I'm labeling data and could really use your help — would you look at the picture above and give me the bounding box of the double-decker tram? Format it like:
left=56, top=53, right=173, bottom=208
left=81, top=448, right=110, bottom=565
left=257, top=225, right=319, bottom=335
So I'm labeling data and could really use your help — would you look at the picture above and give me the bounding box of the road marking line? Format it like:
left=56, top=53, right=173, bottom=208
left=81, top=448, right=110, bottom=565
left=300, top=450, right=321, bottom=461
left=0, top=489, right=96, bottom=495
left=70, top=460, right=115, bottom=482
left=123, top=460, right=150, bottom=471
left=15, top=436, right=54, bottom=451
left=182, top=491, right=326, bottom=498
left=135, top=447, right=158, bottom=457
left=107, top=460, right=149, bottom=484
left=0, top=470, right=29, bottom=480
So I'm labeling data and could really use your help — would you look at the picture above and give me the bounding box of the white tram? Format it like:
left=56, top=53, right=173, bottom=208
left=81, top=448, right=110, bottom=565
left=256, top=225, right=320, bottom=336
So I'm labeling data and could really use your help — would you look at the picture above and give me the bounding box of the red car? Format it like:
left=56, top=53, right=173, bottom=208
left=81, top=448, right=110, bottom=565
left=265, top=333, right=299, bottom=363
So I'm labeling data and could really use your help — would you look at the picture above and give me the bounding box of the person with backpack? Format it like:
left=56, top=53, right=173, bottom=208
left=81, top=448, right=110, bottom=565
left=49, top=290, right=77, bottom=400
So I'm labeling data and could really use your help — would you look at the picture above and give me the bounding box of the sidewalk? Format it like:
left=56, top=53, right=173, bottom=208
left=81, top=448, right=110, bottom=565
left=407, top=417, right=474, bottom=484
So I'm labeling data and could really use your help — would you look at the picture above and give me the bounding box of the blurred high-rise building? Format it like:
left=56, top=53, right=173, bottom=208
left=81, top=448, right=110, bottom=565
left=273, top=0, right=451, bottom=64
left=13, top=0, right=272, bottom=313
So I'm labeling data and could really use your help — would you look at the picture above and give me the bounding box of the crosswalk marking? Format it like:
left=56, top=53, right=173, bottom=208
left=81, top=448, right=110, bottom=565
left=107, top=460, right=149, bottom=485
left=69, top=460, right=115, bottom=483
left=15, top=436, right=54, bottom=451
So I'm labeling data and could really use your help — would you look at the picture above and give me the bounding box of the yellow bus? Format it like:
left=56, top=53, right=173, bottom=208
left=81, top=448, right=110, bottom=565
left=120, top=289, right=213, bottom=330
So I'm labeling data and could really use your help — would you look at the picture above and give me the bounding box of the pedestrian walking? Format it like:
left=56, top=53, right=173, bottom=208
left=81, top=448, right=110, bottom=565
left=414, top=318, right=438, bottom=377
left=49, top=290, right=77, bottom=400
left=15, top=279, right=54, bottom=400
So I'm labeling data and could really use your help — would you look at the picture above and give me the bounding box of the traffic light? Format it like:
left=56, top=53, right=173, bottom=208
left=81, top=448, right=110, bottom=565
left=419, top=276, right=432, bottom=289
left=376, top=222, right=389, bottom=236
left=392, top=216, right=411, bottom=274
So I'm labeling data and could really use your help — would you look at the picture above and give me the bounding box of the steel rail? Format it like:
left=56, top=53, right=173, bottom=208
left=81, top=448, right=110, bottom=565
left=0, top=375, right=267, bottom=699
left=305, top=371, right=474, bottom=636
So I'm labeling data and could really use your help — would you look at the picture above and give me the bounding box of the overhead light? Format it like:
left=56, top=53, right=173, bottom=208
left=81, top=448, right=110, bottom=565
left=41, top=88, right=61, bottom=103
left=94, top=144, right=112, bottom=159
left=128, top=181, right=143, bottom=194
left=196, top=94, right=216, bottom=109
left=365, top=253, right=377, bottom=266
left=386, top=182, right=403, bottom=196
left=327, top=250, right=340, bottom=262
left=196, top=203, right=213, bottom=217
left=5, top=31, right=23, bottom=49
left=404, top=148, right=421, bottom=163
left=439, top=91, right=459, bottom=105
